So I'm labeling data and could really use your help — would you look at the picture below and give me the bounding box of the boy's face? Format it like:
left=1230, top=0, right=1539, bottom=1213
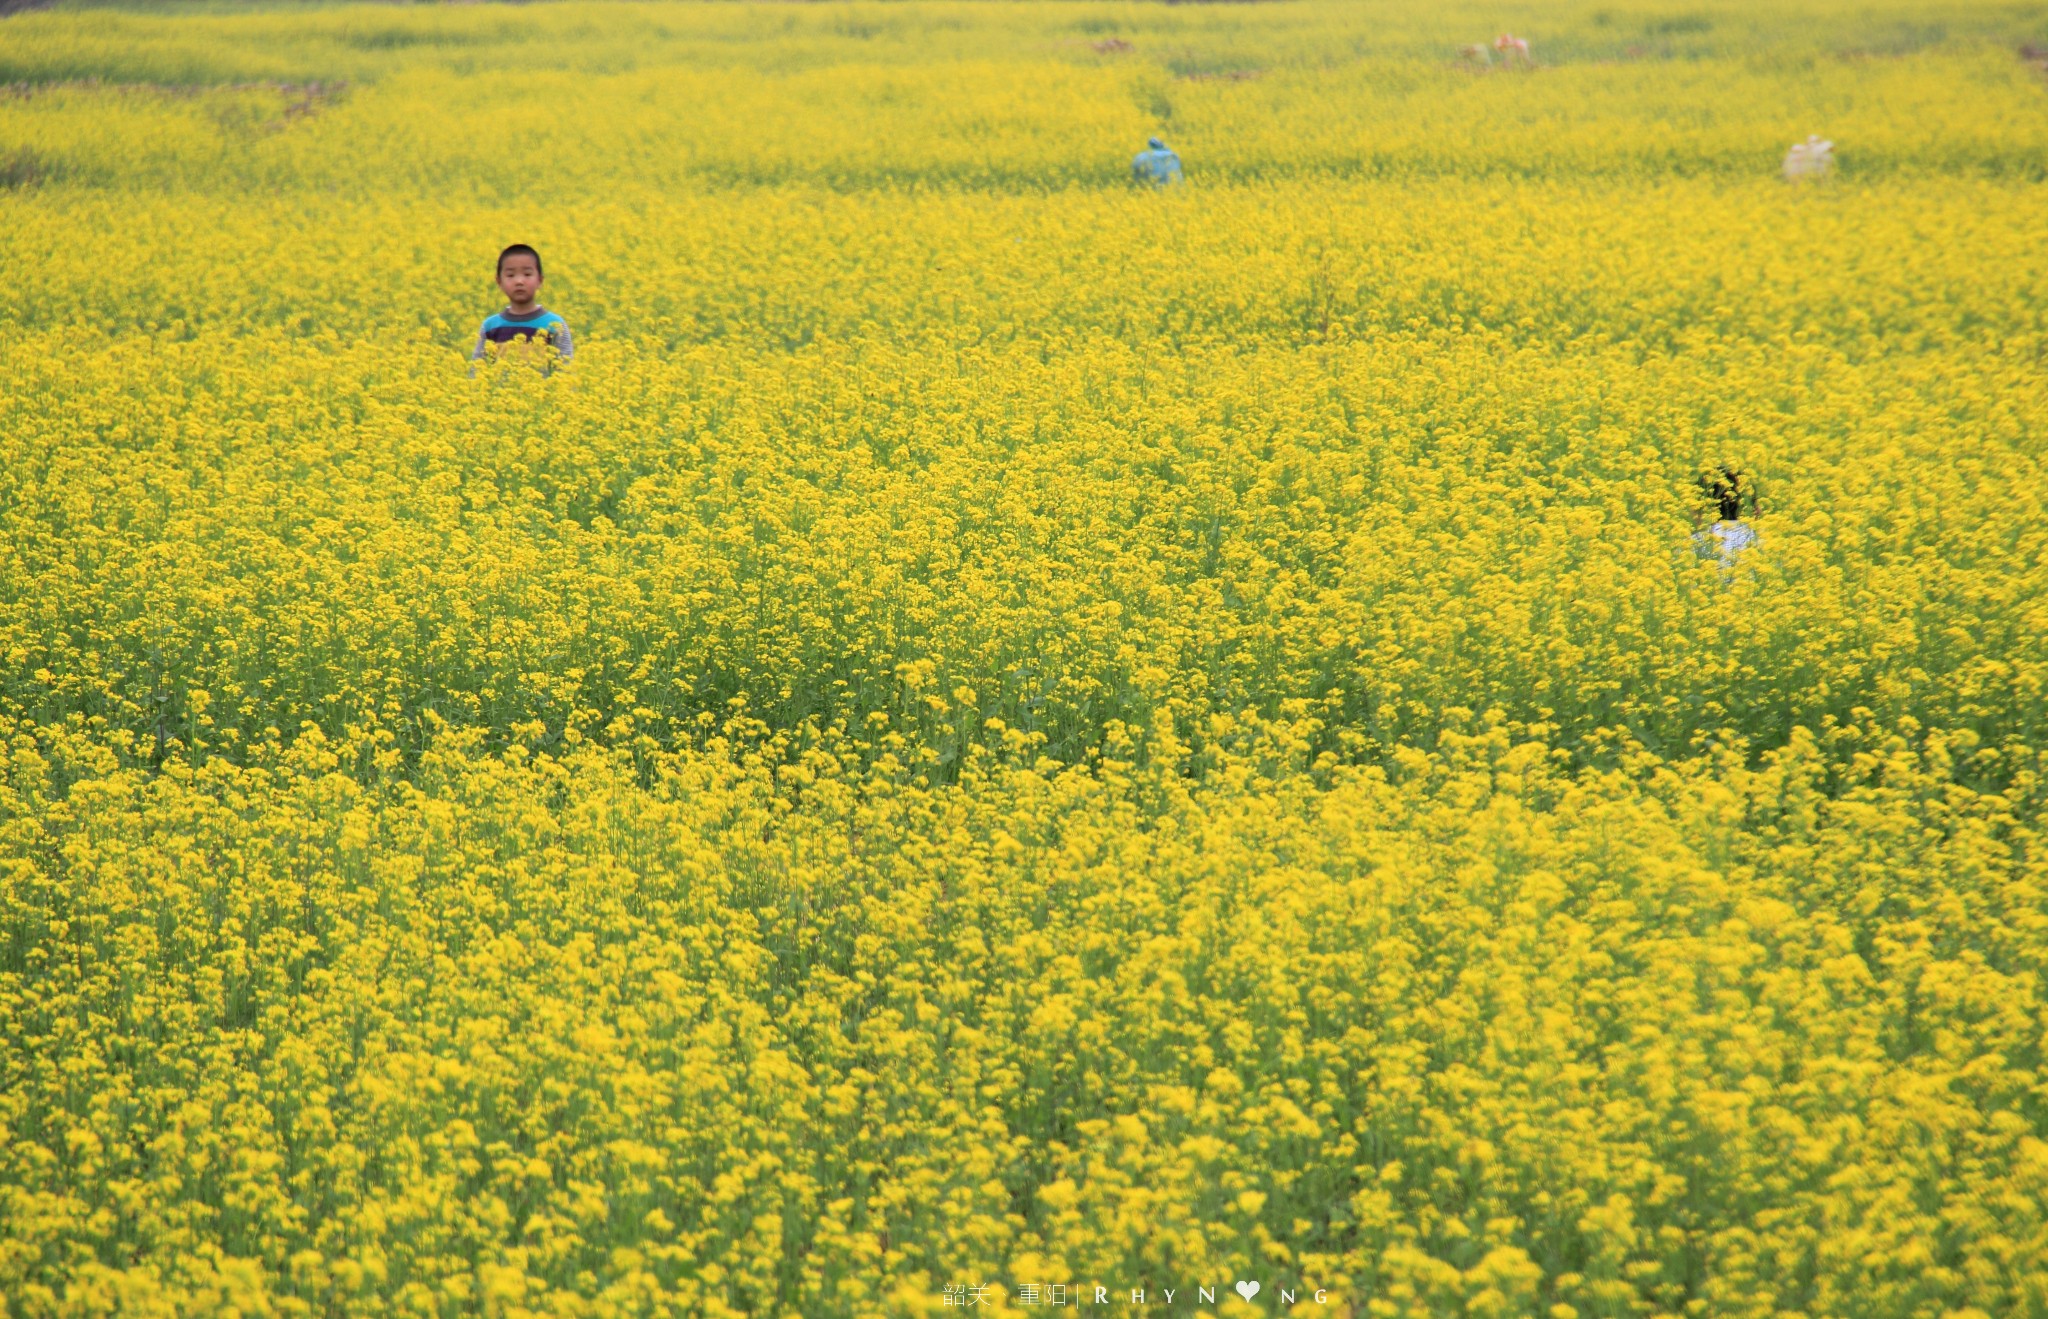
left=497, top=255, right=542, bottom=306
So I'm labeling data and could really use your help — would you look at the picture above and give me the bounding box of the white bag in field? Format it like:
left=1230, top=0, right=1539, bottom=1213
left=1782, top=135, right=1834, bottom=180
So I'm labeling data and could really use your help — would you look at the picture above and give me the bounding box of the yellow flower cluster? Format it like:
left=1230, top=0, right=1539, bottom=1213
left=2, top=1, right=2046, bottom=1315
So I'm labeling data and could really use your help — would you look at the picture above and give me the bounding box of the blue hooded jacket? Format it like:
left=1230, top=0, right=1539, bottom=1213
left=1132, top=137, right=1183, bottom=186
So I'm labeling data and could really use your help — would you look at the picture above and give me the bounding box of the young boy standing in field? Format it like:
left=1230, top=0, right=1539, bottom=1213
left=471, top=244, right=573, bottom=369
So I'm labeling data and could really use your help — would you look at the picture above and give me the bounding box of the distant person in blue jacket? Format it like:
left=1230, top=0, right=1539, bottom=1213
left=1132, top=136, right=1183, bottom=186
left=471, top=244, right=573, bottom=373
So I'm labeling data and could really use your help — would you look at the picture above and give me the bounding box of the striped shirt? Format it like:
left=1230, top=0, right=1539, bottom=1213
left=471, top=307, right=573, bottom=362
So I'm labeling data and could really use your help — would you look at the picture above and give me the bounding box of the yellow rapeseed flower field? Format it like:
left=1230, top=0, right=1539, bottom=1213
left=2, top=0, right=2047, bottom=1314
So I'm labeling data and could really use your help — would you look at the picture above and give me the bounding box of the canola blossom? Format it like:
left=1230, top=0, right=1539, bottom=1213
left=1, top=2, right=2046, bottom=1315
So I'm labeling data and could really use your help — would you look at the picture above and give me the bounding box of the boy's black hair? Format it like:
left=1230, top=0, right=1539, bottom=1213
left=1699, top=466, right=1753, bottom=522
left=497, top=243, right=543, bottom=278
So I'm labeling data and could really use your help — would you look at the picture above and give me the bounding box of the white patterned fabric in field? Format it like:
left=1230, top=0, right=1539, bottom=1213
left=1694, top=519, right=1758, bottom=568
